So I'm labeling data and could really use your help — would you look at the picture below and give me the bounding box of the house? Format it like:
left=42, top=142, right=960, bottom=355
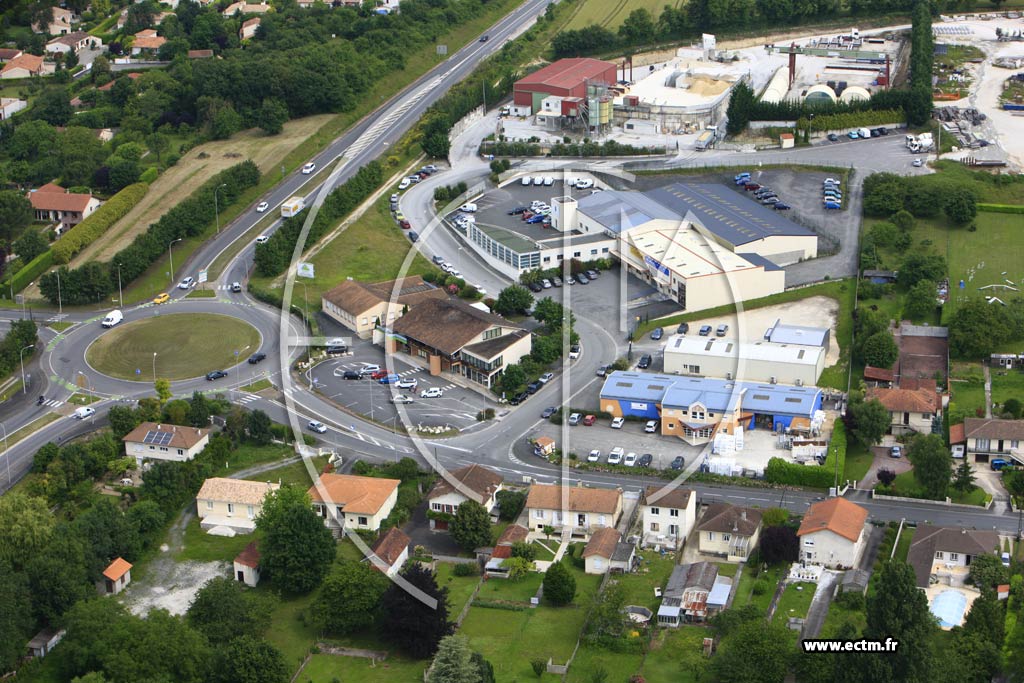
left=26, top=628, right=65, bottom=659
left=98, top=557, right=132, bottom=595
left=308, top=473, right=400, bottom=534
left=490, top=523, right=529, bottom=560
left=321, top=275, right=447, bottom=339
left=0, top=49, right=23, bottom=63
left=234, top=541, right=261, bottom=587
left=960, top=418, right=1024, bottom=464
left=1, top=54, right=47, bottom=79
left=131, top=29, right=166, bottom=56
left=196, top=477, right=279, bottom=534
left=797, top=498, right=869, bottom=569
left=583, top=527, right=629, bottom=574
left=658, top=562, right=718, bottom=626
left=239, top=17, right=261, bottom=41
left=34, top=6, right=77, bottom=35
left=389, top=297, right=532, bottom=389
left=223, top=1, right=272, bottom=15
left=122, top=422, right=210, bottom=468
left=524, top=484, right=622, bottom=540
left=45, top=31, right=101, bottom=55
left=866, top=378, right=942, bottom=436
left=640, top=485, right=696, bottom=551
left=370, top=527, right=410, bottom=576
left=0, top=98, right=27, bottom=120
left=426, top=464, right=503, bottom=530
left=188, top=49, right=214, bottom=59
left=907, top=525, right=1000, bottom=588
left=27, top=182, right=101, bottom=232
left=696, top=503, right=762, bottom=562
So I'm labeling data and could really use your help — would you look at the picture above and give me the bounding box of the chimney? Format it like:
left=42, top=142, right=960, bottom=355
left=740, top=509, right=747, bottom=521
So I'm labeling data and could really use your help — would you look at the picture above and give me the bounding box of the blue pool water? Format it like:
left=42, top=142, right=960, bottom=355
left=930, top=589, right=968, bottom=628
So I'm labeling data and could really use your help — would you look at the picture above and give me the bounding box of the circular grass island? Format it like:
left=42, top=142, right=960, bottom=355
left=86, top=313, right=262, bottom=381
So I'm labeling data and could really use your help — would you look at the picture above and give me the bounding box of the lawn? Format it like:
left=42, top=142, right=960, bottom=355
left=299, top=653, right=426, bottom=683
left=640, top=625, right=709, bottom=682
left=261, top=587, right=320, bottom=674
left=177, top=517, right=253, bottom=563
left=531, top=540, right=558, bottom=561
left=567, top=644, right=644, bottom=683
left=733, top=564, right=785, bottom=614
left=434, top=562, right=482, bottom=616
left=85, top=313, right=261, bottom=380
left=992, top=369, right=1024, bottom=409
left=886, top=470, right=991, bottom=506
left=949, top=361, right=986, bottom=422
left=820, top=599, right=868, bottom=638
left=240, top=378, right=274, bottom=393
left=893, top=526, right=915, bottom=562
left=243, top=456, right=329, bottom=488
left=614, top=552, right=677, bottom=611
left=221, top=442, right=295, bottom=473
left=476, top=571, right=544, bottom=603
left=844, top=440, right=875, bottom=483
left=772, top=582, right=817, bottom=622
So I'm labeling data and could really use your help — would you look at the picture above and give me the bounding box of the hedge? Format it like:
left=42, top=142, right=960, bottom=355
left=806, top=109, right=904, bottom=132
left=51, top=182, right=150, bottom=264
left=764, top=421, right=847, bottom=489
left=4, top=249, right=54, bottom=296
left=977, top=203, right=1024, bottom=214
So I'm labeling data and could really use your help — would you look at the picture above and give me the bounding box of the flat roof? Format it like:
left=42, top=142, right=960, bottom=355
left=766, top=319, right=829, bottom=346
left=576, top=190, right=681, bottom=234
left=599, top=371, right=679, bottom=403
left=627, top=227, right=766, bottom=278
left=473, top=223, right=539, bottom=254
left=665, top=335, right=824, bottom=366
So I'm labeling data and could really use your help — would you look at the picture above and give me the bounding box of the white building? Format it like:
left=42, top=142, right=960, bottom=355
left=370, top=527, right=410, bottom=577
left=797, top=498, right=869, bottom=569
left=662, top=335, right=825, bottom=386
left=122, top=422, right=210, bottom=468
left=426, top=464, right=503, bottom=530
left=907, top=525, right=1001, bottom=588
left=0, top=98, right=27, bottom=120
left=196, top=478, right=279, bottom=534
left=524, top=484, right=622, bottom=540
left=582, top=527, right=635, bottom=574
left=640, top=485, right=696, bottom=550
left=233, top=541, right=261, bottom=587
left=308, top=473, right=400, bottom=533
left=45, top=31, right=101, bottom=55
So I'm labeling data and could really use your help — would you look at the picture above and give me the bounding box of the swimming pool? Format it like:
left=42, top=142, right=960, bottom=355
left=930, top=589, right=968, bottom=628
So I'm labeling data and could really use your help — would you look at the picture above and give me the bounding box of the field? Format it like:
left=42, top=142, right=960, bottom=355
left=84, top=312, right=261, bottom=380
left=564, top=0, right=683, bottom=31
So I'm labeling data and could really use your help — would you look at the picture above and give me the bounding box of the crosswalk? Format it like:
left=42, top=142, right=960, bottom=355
left=42, top=398, right=64, bottom=408
left=46, top=314, right=68, bottom=323
left=235, top=394, right=259, bottom=405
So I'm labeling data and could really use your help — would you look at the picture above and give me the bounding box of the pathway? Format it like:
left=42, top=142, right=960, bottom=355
left=801, top=570, right=840, bottom=640
left=984, top=364, right=993, bottom=418
left=764, top=577, right=789, bottom=622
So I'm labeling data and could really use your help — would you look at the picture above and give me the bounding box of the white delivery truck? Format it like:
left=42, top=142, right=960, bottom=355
left=101, top=310, right=123, bottom=328
left=281, top=196, right=305, bottom=218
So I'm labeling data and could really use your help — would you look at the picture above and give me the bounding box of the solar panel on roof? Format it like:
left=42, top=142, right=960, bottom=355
left=143, top=430, right=173, bottom=446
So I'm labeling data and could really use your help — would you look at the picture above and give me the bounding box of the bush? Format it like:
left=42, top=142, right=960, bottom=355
left=139, top=167, right=158, bottom=183
left=4, top=249, right=53, bottom=296
left=452, top=562, right=478, bottom=577
left=51, top=182, right=149, bottom=264
left=977, top=203, right=1024, bottom=214
left=752, top=579, right=769, bottom=596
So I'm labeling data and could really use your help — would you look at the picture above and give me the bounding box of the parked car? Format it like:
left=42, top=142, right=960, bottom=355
left=389, top=395, right=414, bottom=404
left=508, top=206, right=528, bottom=215
left=576, top=273, right=589, bottom=284
left=326, top=345, right=347, bottom=355
left=377, top=373, right=400, bottom=384
left=586, top=270, right=599, bottom=279
left=397, top=377, right=418, bottom=389
left=827, top=133, right=839, bottom=141
left=302, top=162, right=316, bottom=174
left=526, top=381, right=541, bottom=394
left=342, top=370, right=361, bottom=380
left=370, top=369, right=389, bottom=380
left=716, top=324, right=729, bottom=336
left=743, top=183, right=761, bottom=191
left=248, top=352, right=267, bottom=364
left=206, top=370, right=228, bottom=381
left=569, top=344, right=581, bottom=359
left=824, top=201, right=842, bottom=210
left=623, top=452, right=638, bottom=467
left=596, top=364, right=609, bottom=377
left=587, top=449, right=601, bottom=462
left=533, top=176, right=544, bottom=186
left=847, top=131, right=859, bottom=139
left=670, top=456, right=685, bottom=470
left=1002, top=552, right=1011, bottom=567
left=420, top=387, right=444, bottom=398
left=991, top=458, right=1010, bottom=471
left=734, top=172, right=751, bottom=182
left=308, top=420, right=327, bottom=433
left=510, top=391, right=529, bottom=405
left=521, top=176, right=533, bottom=186
left=890, top=445, right=902, bottom=458
left=699, top=325, right=712, bottom=336
left=432, top=255, right=445, bottom=265
left=607, top=447, right=624, bottom=465
left=761, top=196, right=780, bottom=205
left=637, top=354, right=652, bottom=369
left=526, top=214, right=546, bottom=224
left=913, top=158, right=923, bottom=167
left=543, top=176, right=554, bottom=186
left=677, top=322, right=689, bottom=334
left=398, top=178, right=411, bottom=190
left=539, top=372, right=554, bottom=384
left=552, top=277, right=563, bottom=287
left=359, top=364, right=381, bottom=376
left=611, top=417, right=625, bottom=429
left=541, top=279, right=552, bottom=289
left=823, top=178, right=840, bottom=185
left=255, top=235, right=269, bottom=244
left=568, top=413, right=582, bottom=425
left=575, top=179, right=594, bottom=189
left=541, top=406, right=556, bottom=419
left=644, top=420, right=659, bottom=433
left=650, top=327, right=663, bottom=340
left=637, top=453, right=653, bottom=468
left=582, top=414, right=596, bottom=426
left=773, top=202, right=792, bottom=210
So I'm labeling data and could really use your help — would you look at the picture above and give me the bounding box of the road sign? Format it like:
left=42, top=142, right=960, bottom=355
left=436, top=45, right=447, bottom=55
left=198, top=269, right=208, bottom=284
left=297, top=262, right=315, bottom=278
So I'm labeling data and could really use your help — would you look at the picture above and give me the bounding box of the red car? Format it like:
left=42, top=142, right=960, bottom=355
left=743, top=183, right=761, bottom=191
left=371, top=369, right=389, bottom=380
left=521, top=211, right=534, bottom=221
left=399, top=220, right=411, bottom=229
left=582, top=414, right=596, bottom=426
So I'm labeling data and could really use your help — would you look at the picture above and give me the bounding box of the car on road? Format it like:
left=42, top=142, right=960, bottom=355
left=541, top=406, right=556, bottom=419
left=607, top=447, right=624, bottom=465
left=913, top=158, right=923, bottom=167
left=824, top=201, right=842, bottom=210
left=420, top=387, right=444, bottom=398
left=326, top=345, right=347, bottom=355
left=248, top=352, right=266, bottom=364
left=397, top=378, right=418, bottom=389
left=637, top=453, right=653, bottom=468
left=610, top=417, right=625, bottom=429
left=773, top=202, right=791, bottom=210
left=206, top=370, right=228, bottom=381
left=178, top=277, right=195, bottom=290
left=378, top=373, right=400, bottom=384
left=152, top=292, right=170, bottom=304
left=256, top=201, right=269, bottom=212
left=827, top=133, right=839, bottom=141
left=699, top=325, right=712, bottom=336
left=890, top=445, right=902, bottom=458
left=569, top=344, right=581, bottom=360
left=479, top=34, right=489, bottom=41
left=650, top=327, right=663, bottom=340
left=582, top=414, right=596, bottom=426
left=596, top=364, right=609, bottom=377
left=644, top=420, right=659, bottom=433
left=255, top=235, right=269, bottom=244
left=568, top=413, right=582, bottom=425
left=716, top=324, right=729, bottom=336
left=677, top=322, right=689, bottom=334
left=539, top=372, right=554, bottom=384
left=231, top=282, right=243, bottom=292
left=670, top=456, right=685, bottom=470
left=308, top=420, right=327, bottom=433
left=623, top=452, right=638, bottom=467
left=342, top=370, right=360, bottom=380
left=587, top=449, right=601, bottom=462
left=637, top=354, right=652, bottom=369
left=74, top=406, right=96, bottom=419
left=390, top=395, right=414, bottom=404
left=302, top=162, right=316, bottom=174
left=359, top=364, right=381, bottom=376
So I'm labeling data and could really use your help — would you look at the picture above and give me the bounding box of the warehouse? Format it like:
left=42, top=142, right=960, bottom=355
left=513, top=58, right=617, bottom=114
left=662, top=335, right=826, bottom=386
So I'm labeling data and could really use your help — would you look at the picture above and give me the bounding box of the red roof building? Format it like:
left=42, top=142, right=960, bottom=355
left=513, top=58, right=616, bottom=112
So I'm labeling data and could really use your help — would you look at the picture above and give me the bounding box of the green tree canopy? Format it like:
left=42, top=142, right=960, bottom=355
left=494, top=285, right=533, bottom=316
left=850, top=398, right=890, bottom=447
left=450, top=499, right=492, bottom=553
left=428, top=635, right=481, bottom=683
left=187, top=576, right=274, bottom=645
left=711, top=618, right=793, bottom=683
left=908, top=434, right=951, bottom=500
left=380, top=564, right=452, bottom=659
left=212, top=636, right=289, bottom=683
left=0, top=191, right=34, bottom=243
left=862, top=560, right=936, bottom=683
left=255, top=486, right=336, bottom=594
left=861, top=331, right=899, bottom=368
left=542, top=561, right=576, bottom=606
left=310, top=560, right=389, bottom=635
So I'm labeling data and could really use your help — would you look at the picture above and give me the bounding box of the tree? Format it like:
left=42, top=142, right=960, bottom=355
left=0, top=191, right=33, bottom=243
left=154, top=378, right=172, bottom=404
left=380, top=564, right=452, bottom=658
left=710, top=619, right=792, bottom=683
left=850, top=398, right=890, bottom=447
left=863, top=561, right=936, bottom=683
left=26, top=526, right=91, bottom=625
left=587, top=582, right=628, bottom=638
left=498, top=364, right=527, bottom=393
left=618, top=8, right=656, bottom=44
left=0, top=563, right=34, bottom=671
left=861, top=331, right=898, bottom=369
left=943, top=187, right=977, bottom=225
left=257, top=98, right=289, bottom=136
left=188, top=391, right=211, bottom=427
left=255, top=486, right=336, bottom=593
left=531, top=659, right=545, bottom=677
left=949, top=300, right=1013, bottom=358
left=14, top=229, right=49, bottom=263
left=503, top=556, right=534, bottom=581
left=495, top=490, right=526, bottom=522
left=146, top=132, right=169, bottom=168
left=450, top=500, right=492, bottom=553
left=542, top=561, right=576, bottom=606
left=35, top=88, right=74, bottom=126
left=471, top=652, right=495, bottom=683
left=510, top=541, right=536, bottom=562
left=212, top=636, right=289, bottom=683
left=759, top=525, right=798, bottom=565
left=899, top=253, right=947, bottom=288
left=91, top=54, right=111, bottom=82
left=904, top=280, right=937, bottom=321
left=952, top=460, right=976, bottom=493
left=494, top=285, right=533, bottom=316
left=1003, top=397, right=1023, bottom=419
left=908, top=434, right=951, bottom=500
left=310, top=560, right=388, bottom=635
left=187, top=576, right=274, bottom=645
left=761, top=507, right=789, bottom=527
left=968, top=554, right=1009, bottom=591
left=1004, top=469, right=1024, bottom=503
left=428, top=635, right=480, bottom=683
left=725, top=81, right=755, bottom=135
left=0, top=493, right=55, bottom=567
left=246, top=409, right=272, bottom=445
left=876, top=468, right=897, bottom=487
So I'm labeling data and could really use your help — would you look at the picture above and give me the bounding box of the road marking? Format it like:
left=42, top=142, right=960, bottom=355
left=236, top=394, right=259, bottom=404
left=44, top=399, right=64, bottom=407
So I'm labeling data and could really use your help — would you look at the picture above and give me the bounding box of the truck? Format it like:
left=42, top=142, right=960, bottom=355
left=906, top=132, right=934, bottom=153
left=695, top=129, right=716, bottom=151
left=281, top=196, right=305, bottom=218
left=101, top=310, right=123, bottom=328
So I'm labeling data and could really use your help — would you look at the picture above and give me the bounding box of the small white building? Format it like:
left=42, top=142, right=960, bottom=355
left=426, top=464, right=503, bottom=530
left=233, top=541, right=261, bottom=587
left=0, top=97, right=27, bottom=120
left=582, top=527, right=632, bottom=574
left=196, top=477, right=279, bottom=534
left=308, top=473, right=400, bottom=533
left=45, top=31, right=101, bottom=55
left=122, top=422, right=211, bottom=468
left=662, top=335, right=825, bottom=386
left=26, top=629, right=65, bottom=659
left=370, top=526, right=410, bottom=577
left=797, top=498, right=869, bottom=569
left=641, top=485, right=696, bottom=551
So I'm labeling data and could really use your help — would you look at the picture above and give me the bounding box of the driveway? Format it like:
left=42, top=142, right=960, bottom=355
left=402, top=501, right=464, bottom=557
left=859, top=445, right=913, bottom=489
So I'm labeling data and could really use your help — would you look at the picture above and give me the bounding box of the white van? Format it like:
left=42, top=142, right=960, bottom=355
left=74, top=406, right=96, bottom=419
left=521, top=176, right=532, bottom=186
left=459, top=202, right=478, bottom=213
left=101, top=310, right=123, bottom=328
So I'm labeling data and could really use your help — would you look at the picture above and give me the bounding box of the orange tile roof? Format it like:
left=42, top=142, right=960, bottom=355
left=797, top=498, right=868, bottom=543
left=949, top=422, right=965, bottom=445
left=307, top=473, right=400, bottom=515
left=493, top=524, right=529, bottom=557
left=234, top=541, right=260, bottom=568
left=865, top=385, right=941, bottom=414
left=97, top=72, right=141, bottom=91
left=371, top=527, right=410, bottom=568
left=27, top=185, right=95, bottom=213
left=582, top=527, right=621, bottom=559
left=102, top=557, right=132, bottom=581
left=122, top=422, right=210, bottom=450
left=525, top=484, right=621, bottom=515
left=1, top=54, right=44, bottom=76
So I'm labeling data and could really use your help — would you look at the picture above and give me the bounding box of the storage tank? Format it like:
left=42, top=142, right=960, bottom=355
left=599, top=97, right=612, bottom=124
left=804, top=84, right=837, bottom=105
left=760, top=67, right=791, bottom=104
left=839, top=85, right=871, bottom=103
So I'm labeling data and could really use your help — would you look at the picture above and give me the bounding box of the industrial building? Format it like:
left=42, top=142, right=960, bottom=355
left=662, top=335, right=826, bottom=386
left=764, top=319, right=830, bottom=348
left=513, top=58, right=617, bottom=132
left=598, top=371, right=823, bottom=445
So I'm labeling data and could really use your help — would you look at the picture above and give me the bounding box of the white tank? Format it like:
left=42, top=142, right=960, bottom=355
left=839, top=85, right=871, bottom=103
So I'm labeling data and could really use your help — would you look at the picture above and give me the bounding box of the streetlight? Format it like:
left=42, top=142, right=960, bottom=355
left=1, top=422, right=8, bottom=487
left=20, top=344, right=34, bottom=394
left=115, top=263, right=123, bottom=306
left=214, top=183, right=227, bottom=234
left=168, top=238, right=182, bottom=286
left=56, top=269, right=62, bottom=318
left=152, top=352, right=157, bottom=382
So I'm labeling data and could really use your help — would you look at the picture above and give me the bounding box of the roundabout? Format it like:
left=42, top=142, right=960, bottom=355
left=85, top=312, right=262, bottom=381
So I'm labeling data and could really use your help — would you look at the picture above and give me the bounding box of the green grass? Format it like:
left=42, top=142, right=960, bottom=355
left=772, top=582, right=817, bottom=622
left=613, top=552, right=678, bottom=611
left=531, top=540, right=558, bottom=561
left=300, top=653, right=426, bottom=683
left=886, top=470, right=991, bottom=506
left=733, top=564, right=785, bottom=613
left=177, top=517, right=254, bottom=563
left=434, top=563, right=482, bottom=616
left=567, top=644, right=644, bottom=683
left=262, top=587, right=320, bottom=673
left=820, top=598, right=868, bottom=637
left=67, top=393, right=101, bottom=405
left=715, top=562, right=738, bottom=578
left=640, top=626, right=709, bottom=682
left=48, top=321, right=73, bottom=332
left=475, top=571, right=544, bottom=603
left=186, top=288, right=217, bottom=298
left=240, top=378, right=274, bottom=393
left=0, top=378, right=24, bottom=402
left=85, top=313, right=261, bottom=380
left=564, top=0, right=682, bottom=30
left=991, top=369, right=1024, bottom=410
left=893, top=527, right=915, bottom=562
left=844, top=440, right=875, bottom=483
left=219, top=442, right=296, bottom=473
left=949, top=361, right=987, bottom=423
left=243, top=456, right=328, bottom=488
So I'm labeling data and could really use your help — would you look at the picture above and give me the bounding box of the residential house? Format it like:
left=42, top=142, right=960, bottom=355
left=131, top=29, right=166, bottom=56
left=959, top=418, right=1024, bottom=465
left=0, top=98, right=27, bottom=120
left=865, top=378, right=942, bottom=436
left=640, top=485, right=696, bottom=551
left=658, top=562, right=718, bottom=626
left=490, top=523, right=529, bottom=560
left=426, top=464, right=503, bottom=530
left=524, top=484, right=622, bottom=540
left=26, top=629, right=65, bottom=659
left=122, top=422, right=210, bottom=468
left=0, top=49, right=24, bottom=63
left=582, top=527, right=635, bottom=574
left=370, top=527, right=410, bottom=577
left=223, top=1, right=272, bottom=15
left=907, top=525, right=1000, bottom=588
left=1, top=54, right=47, bottom=79
left=696, top=503, right=762, bottom=562
left=188, top=49, right=215, bottom=59
left=239, top=17, right=261, bottom=41
left=797, top=498, right=869, bottom=569
left=98, top=557, right=132, bottom=595
left=196, top=477, right=279, bottom=533
left=389, top=297, right=532, bottom=389
left=45, top=31, right=101, bottom=55
left=27, top=182, right=101, bottom=232
left=308, top=473, right=400, bottom=534
left=234, top=541, right=261, bottom=587
left=321, top=275, right=447, bottom=339
left=34, top=6, right=77, bottom=35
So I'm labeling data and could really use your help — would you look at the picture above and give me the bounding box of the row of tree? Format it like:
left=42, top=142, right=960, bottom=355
left=908, top=1, right=935, bottom=127
left=493, top=295, right=580, bottom=396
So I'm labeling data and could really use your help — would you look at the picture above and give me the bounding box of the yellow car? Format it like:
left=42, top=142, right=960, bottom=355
left=152, top=293, right=170, bottom=304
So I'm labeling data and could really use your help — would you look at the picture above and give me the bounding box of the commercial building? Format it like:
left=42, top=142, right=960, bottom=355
left=764, top=318, right=830, bottom=348
left=122, top=422, right=211, bottom=468
left=321, top=275, right=446, bottom=339
left=513, top=58, right=617, bottom=114
left=662, top=335, right=825, bottom=386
